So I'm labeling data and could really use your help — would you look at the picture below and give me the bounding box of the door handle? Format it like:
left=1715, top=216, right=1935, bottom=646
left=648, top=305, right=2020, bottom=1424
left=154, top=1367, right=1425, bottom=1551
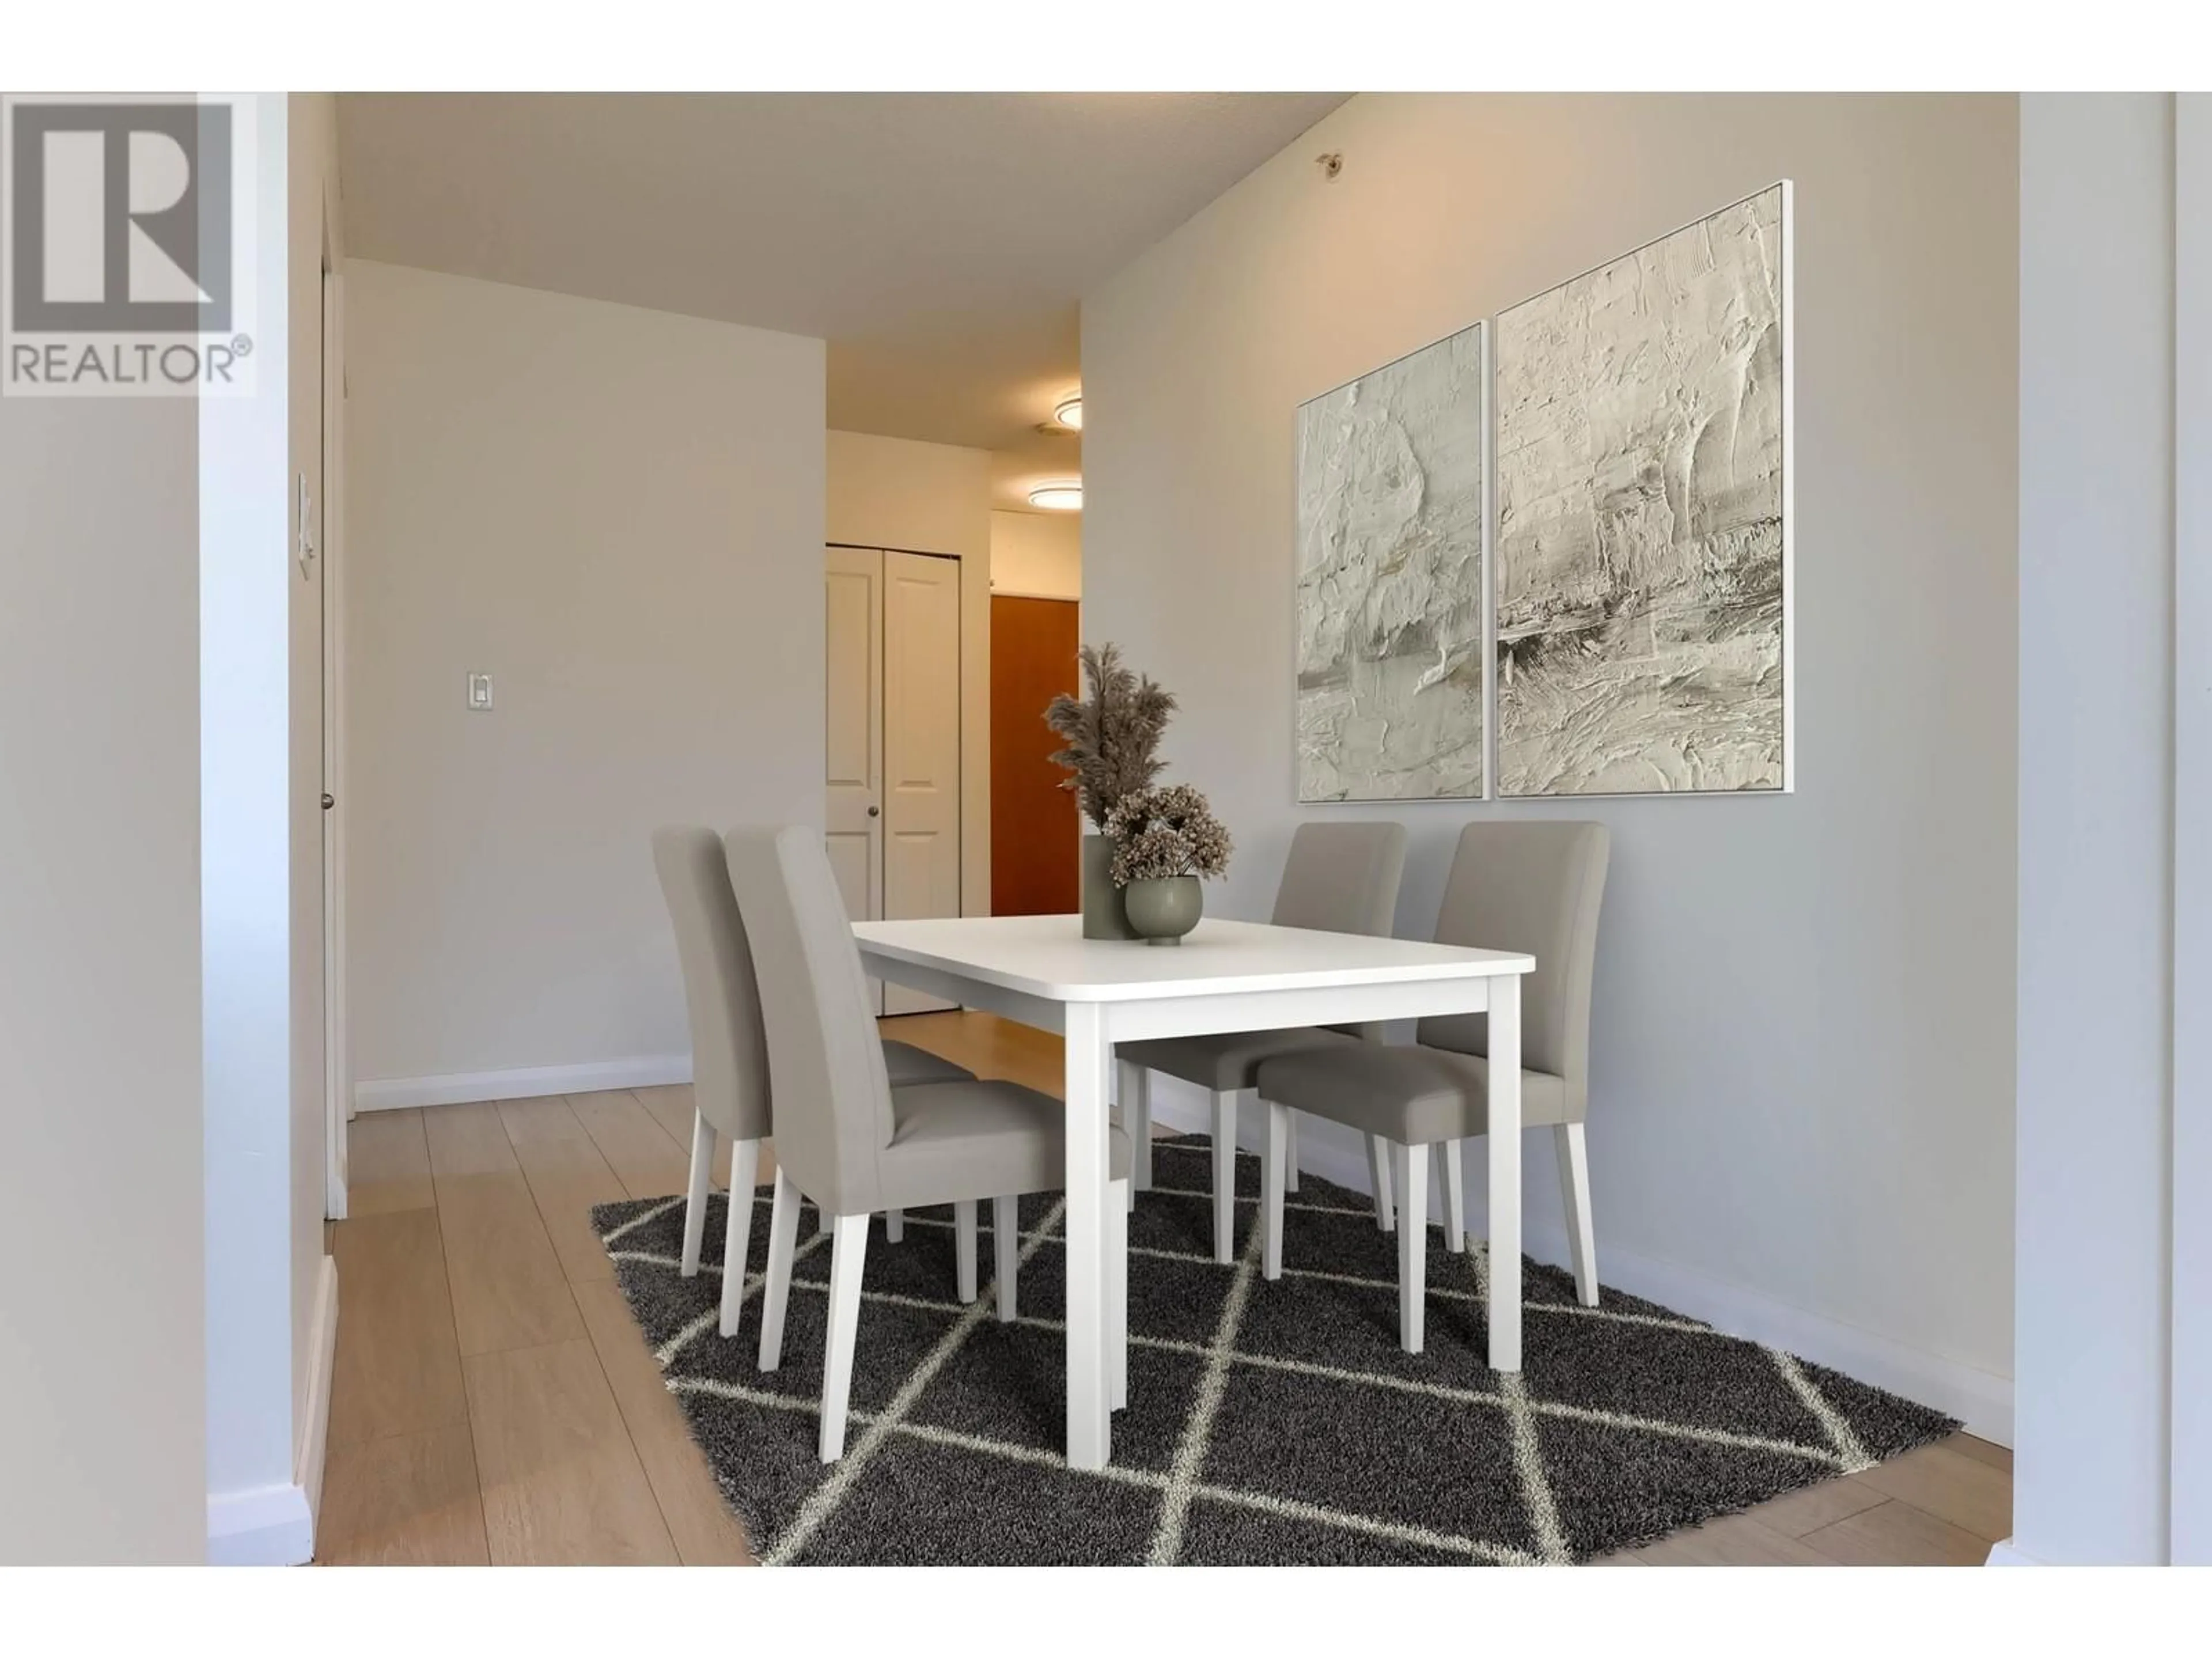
left=321, top=793, right=335, bottom=810
left=868, top=805, right=880, bottom=817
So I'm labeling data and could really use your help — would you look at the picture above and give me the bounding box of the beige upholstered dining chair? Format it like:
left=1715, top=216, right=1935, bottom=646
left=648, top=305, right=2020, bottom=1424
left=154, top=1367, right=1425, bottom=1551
left=1116, top=820, right=1408, bottom=1260
left=726, top=825, right=1133, bottom=1462
left=1255, top=821, right=1611, bottom=1353
left=651, top=827, right=974, bottom=1339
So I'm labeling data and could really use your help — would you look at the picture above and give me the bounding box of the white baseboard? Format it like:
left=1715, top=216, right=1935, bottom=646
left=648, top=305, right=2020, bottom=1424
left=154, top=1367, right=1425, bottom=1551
left=353, top=1053, right=690, bottom=1112
left=206, top=1256, right=338, bottom=1567
left=207, top=1482, right=313, bottom=1567
left=1984, top=1537, right=2041, bottom=1565
left=298, top=1255, right=339, bottom=1540
left=1142, top=1077, right=2014, bottom=1446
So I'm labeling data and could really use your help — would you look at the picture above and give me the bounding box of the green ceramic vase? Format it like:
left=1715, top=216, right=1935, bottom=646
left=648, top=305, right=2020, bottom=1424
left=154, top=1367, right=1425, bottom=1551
left=1122, top=875, right=1203, bottom=945
left=1081, top=834, right=1138, bottom=940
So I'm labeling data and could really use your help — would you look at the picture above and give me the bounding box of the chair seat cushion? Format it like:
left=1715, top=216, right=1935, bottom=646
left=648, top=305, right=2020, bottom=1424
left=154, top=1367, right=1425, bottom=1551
left=1121, top=1025, right=1357, bottom=1093
left=881, top=1079, right=1132, bottom=1209
left=1253, top=1043, right=1571, bottom=1145
left=881, top=1039, right=975, bottom=1087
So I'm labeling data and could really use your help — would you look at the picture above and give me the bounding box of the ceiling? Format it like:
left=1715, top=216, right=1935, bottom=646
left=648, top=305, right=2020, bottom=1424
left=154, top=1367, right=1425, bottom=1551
left=337, top=93, right=1348, bottom=510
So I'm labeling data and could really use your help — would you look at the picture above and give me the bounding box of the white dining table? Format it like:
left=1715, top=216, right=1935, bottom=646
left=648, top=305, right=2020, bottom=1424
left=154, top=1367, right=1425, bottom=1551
left=852, top=912, right=1536, bottom=1472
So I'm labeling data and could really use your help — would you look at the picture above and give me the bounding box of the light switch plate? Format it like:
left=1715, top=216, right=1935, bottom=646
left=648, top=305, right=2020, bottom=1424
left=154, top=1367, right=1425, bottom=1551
left=467, top=672, right=493, bottom=711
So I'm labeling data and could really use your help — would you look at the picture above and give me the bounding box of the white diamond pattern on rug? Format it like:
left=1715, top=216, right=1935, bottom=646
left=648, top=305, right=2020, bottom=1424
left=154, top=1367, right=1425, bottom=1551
left=593, top=1137, right=1956, bottom=1565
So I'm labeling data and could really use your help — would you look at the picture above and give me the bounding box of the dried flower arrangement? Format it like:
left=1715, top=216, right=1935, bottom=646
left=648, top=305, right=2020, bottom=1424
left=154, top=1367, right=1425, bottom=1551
left=1103, top=784, right=1234, bottom=887
left=1044, top=643, right=1177, bottom=830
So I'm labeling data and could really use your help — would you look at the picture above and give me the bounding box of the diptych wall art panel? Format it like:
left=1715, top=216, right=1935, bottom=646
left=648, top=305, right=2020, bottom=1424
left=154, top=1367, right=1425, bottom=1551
left=1294, top=320, right=1487, bottom=802
left=1494, top=184, right=1791, bottom=796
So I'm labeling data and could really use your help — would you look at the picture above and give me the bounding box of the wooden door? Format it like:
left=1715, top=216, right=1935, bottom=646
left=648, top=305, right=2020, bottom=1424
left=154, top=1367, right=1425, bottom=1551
left=824, top=546, right=885, bottom=1013
left=990, top=594, right=1081, bottom=915
left=881, top=551, right=963, bottom=1013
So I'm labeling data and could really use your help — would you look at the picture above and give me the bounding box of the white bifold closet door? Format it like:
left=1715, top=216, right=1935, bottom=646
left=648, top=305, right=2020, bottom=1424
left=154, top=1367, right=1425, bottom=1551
left=824, top=546, right=961, bottom=1014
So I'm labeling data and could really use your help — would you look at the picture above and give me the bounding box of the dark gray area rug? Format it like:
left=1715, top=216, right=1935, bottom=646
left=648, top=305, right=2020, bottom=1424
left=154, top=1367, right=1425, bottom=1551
left=592, top=1135, right=1956, bottom=1565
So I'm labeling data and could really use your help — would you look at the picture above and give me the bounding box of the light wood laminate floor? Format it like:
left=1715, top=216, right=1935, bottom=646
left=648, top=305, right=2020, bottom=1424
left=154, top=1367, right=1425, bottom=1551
left=316, top=1011, right=2010, bottom=1567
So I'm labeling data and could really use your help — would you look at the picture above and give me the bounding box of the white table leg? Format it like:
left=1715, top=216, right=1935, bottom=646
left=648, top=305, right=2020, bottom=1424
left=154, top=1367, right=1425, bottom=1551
left=1065, top=1002, right=1112, bottom=1469
left=1487, top=973, right=1522, bottom=1371
left=1108, top=1178, right=1128, bottom=1411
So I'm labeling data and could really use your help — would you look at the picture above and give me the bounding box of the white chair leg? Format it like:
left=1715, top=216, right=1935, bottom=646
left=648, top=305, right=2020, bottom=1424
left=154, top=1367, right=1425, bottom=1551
left=1284, top=1109, right=1301, bottom=1194
left=1368, top=1133, right=1396, bottom=1232
left=1436, top=1139, right=1466, bottom=1254
left=1119, top=1059, right=1154, bottom=1198
left=1210, top=1089, right=1237, bottom=1264
left=1556, top=1121, right=1599, bottom=1306
left=718, top=1138, right=761, bottom=1337
left=955, top=1199, right=979, bottom=1304
left=818, top=1213, right=870, bottom=1463
left=885, top=1207, right=904, bottom=1243
left=993, top=1195, right=1020, bottom=1322
left=756, top=1167, right=803, bottom=1372
left=680, top=1112, right=715, bottom=1277
left=1395, top=1142, right=1428, bottom=1353
left=816, top=1200, right=831, bottom=1239
left=1259, top=1099, right=1287, bottom=1281
left=1108, top=1177, right=1129, bottom=1411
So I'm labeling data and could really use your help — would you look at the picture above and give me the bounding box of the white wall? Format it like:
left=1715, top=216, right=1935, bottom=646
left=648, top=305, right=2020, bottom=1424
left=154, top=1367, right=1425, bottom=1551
left=2175, top=92, right=2212, bottom=1570
left=287, top=89, right=342, bottom=1546
left=0, top=114, right=207, bottom=1567
left=347, top=260, right=825, bottom=1101
left=194, top=89, right=346, bottom=1571
left=1083, top=93, right=2018, bottom=1434
left=2010, top=92, right=2178, bottom=1566
left=990, top=508, right=1082, bottom=600
left=200, top=92, right=313, bottom=1563
left=827, top=430, right=994, bottom=916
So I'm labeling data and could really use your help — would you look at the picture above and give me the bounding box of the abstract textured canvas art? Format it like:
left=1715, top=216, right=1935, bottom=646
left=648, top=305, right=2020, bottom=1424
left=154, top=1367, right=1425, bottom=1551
left=1495, top=184, right=1790, bottom=796
left=1295, top=320, right=1487, bottom=801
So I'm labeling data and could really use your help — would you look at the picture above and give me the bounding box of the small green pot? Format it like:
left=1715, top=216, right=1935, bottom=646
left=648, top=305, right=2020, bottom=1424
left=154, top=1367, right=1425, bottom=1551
left=1122, top=875, right=1203, bottom=945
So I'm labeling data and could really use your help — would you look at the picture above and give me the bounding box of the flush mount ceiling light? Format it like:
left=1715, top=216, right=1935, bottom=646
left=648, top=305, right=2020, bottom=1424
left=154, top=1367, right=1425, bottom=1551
left=1029, top=482, right=1082, bottom=512
left=1052, top=395, right=1084, bottom=431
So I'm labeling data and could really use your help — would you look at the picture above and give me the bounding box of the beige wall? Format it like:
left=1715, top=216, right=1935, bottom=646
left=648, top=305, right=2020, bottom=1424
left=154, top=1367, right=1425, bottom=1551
left=346, top=260, right=825, bottom=1097
left=827, top=430, right=994, bottom=916
left=828, top=428, right=990, bottom=556
left=0, top=138, right=206, bottom=1557
left=989, top=509, right=1082, bottom=601
left=1084, top=93, right=2019, bottom=1432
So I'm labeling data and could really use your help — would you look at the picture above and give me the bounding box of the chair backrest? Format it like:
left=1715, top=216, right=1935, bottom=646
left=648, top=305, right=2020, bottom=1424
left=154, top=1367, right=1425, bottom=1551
left=652, top=826, right=771, bottom=1143
left=722, top=825, right=895, bottom=1217
left=1270, top=820, right=1408, bottom=936
left=1418, top=821, right=1609, bottom=1110
left=1272, top=821, right=1408, bottom=1041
